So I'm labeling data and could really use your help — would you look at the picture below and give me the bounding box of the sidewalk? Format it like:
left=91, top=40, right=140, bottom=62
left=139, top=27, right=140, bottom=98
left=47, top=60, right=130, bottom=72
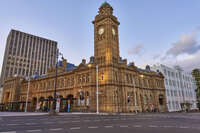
left=0, top=112, right=109, bottom=117
left=0, top=112, right=141, bottom=117
left=0, top=112, right=47, bottom=117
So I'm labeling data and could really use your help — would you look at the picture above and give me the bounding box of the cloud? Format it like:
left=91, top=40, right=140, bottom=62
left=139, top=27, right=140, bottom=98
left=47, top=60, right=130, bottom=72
left=166, top=33, right=200, bottom=56
left=197, top=26, right=200, bottom=31
left=177, top=51, right=200, bottom=72
left=128, top=43, right=143, bottom=55
left=152, top=54, right=161, bottom=60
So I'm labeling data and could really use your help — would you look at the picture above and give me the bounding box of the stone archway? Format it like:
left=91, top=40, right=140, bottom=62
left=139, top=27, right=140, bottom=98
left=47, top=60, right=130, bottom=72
left=66, top=94, right=74, bottom=112
left=39, top=97, right=45, bottom=111
left=47, top=96, right=53, bottom=111
left=140, top=94, right=144, bottom=112
left=159, top=95, right=164, bottom=105
left=158, top=94, right=165, bottom=112
left=31, top=97, right=37, bottom=111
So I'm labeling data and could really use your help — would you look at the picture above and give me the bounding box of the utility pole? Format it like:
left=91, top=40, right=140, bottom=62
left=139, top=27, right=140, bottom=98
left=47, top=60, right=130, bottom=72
left=117, top=88, right=120, bottom=114
left=25, top=78, right=30, bottom=112
left=50, top=49, right=63, bottom=115
left=96, top=65, right=99, bottom=114
left=25, top=56, right=32, bottom=112
left=53, top=51, right=59, bottom=112
left=133, top=79, right=138, bottom=114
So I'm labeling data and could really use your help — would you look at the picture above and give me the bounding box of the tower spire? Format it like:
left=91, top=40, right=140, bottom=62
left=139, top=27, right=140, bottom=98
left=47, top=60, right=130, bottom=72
left=98, top=1, right=113, bottom=15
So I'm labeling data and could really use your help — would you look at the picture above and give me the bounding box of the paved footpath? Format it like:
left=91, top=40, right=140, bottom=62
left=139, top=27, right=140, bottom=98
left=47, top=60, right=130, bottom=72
left=0, top=112, right=200, bottom=133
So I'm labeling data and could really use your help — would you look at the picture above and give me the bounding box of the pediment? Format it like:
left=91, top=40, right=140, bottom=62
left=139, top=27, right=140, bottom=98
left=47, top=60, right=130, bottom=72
left=75, top=63, right=88, bottom=71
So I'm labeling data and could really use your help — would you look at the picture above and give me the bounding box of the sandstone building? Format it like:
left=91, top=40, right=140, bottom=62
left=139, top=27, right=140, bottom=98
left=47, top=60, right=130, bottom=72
left=2, top=2, right=167, bottom=113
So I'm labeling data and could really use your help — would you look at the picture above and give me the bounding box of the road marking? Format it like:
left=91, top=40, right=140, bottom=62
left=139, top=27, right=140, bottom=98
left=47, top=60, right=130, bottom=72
left=133, top=125, right=142, bottom=128
left=7, top=124, right=21, bottom=126
left=26, top=129, right=41, bottom=132
left=179, top=126, right=189, bottom=129
left=25, top=123, right=37, bottom=125
left=88, top=126, right=98, bottom=129
left=84, top=120, right=91, bottom=122
left=72, top=120, right=80, bottom=123
left=104, top=125, right=113, bottom=128
left=11, top=120, right=21, bottom=122
left=29, top=119, right=36, bottom=121
left=40, top=119, right=48, bottom=121
left=49, top=128, right=63, bottom=131
left=44, top=122, right=54, bottom=124
left=120, top=125, right=129, bottom=128
left=0, top=131, right=16, bottom=133
left=58, top=121, right=69, bottom=124
left=161, top=125, right=174, bottom=128
left=70, top=127, right=80, bottom=130
left=149, top=125, right=158, bottom=128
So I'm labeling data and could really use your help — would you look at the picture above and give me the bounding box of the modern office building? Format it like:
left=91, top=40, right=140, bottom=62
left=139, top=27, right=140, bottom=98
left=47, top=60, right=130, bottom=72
left=0, top=29, right=57, bottom=87
left=151, top=64, right=197, bottom=112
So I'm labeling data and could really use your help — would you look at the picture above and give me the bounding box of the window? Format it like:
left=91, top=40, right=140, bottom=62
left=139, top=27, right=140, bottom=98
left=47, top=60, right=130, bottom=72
left=164, top=69, right=167, bottom=75
left=165, top=79, right=168, bottom=85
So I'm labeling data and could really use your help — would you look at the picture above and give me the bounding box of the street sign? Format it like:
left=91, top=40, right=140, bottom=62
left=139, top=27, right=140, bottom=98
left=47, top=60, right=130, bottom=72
left=36, top=102, right=40, bottom=111
left=55, top=98, right=61, bottom=112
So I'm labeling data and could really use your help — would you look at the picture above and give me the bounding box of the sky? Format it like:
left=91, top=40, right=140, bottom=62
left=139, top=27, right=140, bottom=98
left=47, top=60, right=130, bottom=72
left=0, top=0, right=200, bottom=75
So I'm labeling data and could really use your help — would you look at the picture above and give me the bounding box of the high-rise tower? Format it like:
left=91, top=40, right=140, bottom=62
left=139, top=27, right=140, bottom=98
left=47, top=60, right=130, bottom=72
left=0, top=29, right=57, bottom=86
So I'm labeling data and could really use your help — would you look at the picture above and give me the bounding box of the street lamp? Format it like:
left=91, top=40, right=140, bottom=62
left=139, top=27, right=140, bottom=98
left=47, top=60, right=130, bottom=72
left=50, top=50, right=63, bottom=115
left=133, top=79, right=138, bottom=114
left=25, top=77, right=30, bottom=112
left=25, top=57, right=33, bottom=112
left=116, top=88, right=120, bottom=114
left=96, top=65, right=99, bottom=114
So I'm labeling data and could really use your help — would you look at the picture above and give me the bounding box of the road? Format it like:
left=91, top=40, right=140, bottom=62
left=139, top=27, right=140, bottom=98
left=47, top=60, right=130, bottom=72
left=0, top=113, right=200, bottom=133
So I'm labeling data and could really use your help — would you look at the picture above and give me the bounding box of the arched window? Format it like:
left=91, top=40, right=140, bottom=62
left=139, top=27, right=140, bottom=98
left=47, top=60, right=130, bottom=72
left=159, top=95, right=164, bottom=105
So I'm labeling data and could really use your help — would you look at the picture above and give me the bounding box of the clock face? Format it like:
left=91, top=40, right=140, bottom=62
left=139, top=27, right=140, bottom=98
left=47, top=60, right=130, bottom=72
left=98, top=27, right=104, bottom=35
left=112, top=28, right=116, bottom=35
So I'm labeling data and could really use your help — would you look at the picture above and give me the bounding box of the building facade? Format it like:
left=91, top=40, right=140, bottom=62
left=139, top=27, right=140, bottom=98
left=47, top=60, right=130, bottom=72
left=0, top=87, right=2, bottom=103
left=151, top=64, right=198, bottom=112
left=2, top=2, right=168, bottom=113
left=192, top=69, right=200, bottom=109
left=0, top=29, right=57, bottom=87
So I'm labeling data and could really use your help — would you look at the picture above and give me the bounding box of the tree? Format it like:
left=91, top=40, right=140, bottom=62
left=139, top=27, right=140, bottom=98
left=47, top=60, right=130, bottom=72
left=192, top=69, right=200, bottom=110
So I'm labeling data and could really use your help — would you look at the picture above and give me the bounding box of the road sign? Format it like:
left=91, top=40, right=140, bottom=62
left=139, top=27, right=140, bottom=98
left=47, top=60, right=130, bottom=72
left=55, top=98, right=61, bottom=112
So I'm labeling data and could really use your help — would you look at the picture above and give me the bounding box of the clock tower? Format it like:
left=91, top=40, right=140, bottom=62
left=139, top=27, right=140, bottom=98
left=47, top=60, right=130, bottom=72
left=92, top=2, right=120, bottom=65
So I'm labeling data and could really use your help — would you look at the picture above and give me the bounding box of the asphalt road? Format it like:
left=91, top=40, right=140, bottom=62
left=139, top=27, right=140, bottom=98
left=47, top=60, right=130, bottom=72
left=0, top=113, right=200, bottom=133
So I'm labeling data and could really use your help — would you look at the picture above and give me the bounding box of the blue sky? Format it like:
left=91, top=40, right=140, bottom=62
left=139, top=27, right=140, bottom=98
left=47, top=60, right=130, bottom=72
left=0, top=0, right=200, bottom=73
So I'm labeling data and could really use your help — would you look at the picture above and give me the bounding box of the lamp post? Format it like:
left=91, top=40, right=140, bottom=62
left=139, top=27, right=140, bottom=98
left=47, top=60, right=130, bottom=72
left=133, top=79, right=138, bottom=114
left=25, top=56, right=33, bottom=112
left=50, top=50, right=63, bottom=115
left=96, top=65, right=99, bottom=114
left=116, top=88, right=120, bottom=114
left=25, top=78, right=30, bottom=112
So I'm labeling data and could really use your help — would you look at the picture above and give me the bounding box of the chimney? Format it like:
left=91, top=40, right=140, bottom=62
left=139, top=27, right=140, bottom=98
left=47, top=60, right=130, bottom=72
left=62, top=58, right=67, bottom=69
left=123, top=59, right=127, bottom=65
left=129, top=62, right=135, bottom=66
left=90, top=56, right=94, bottom=63
left=82, top=59, right=86, bottom=65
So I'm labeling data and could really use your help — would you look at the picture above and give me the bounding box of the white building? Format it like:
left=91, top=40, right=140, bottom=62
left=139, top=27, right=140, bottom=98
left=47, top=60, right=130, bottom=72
left=151, top=64, right=197, bottom=112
